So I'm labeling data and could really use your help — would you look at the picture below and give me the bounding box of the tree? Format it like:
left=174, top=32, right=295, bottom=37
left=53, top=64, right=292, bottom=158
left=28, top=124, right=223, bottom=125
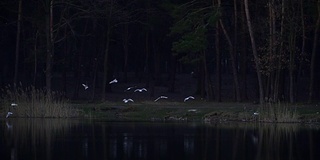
left=169, top=0, right=219, bottom=100
left=217, top=0, right=241, bottom=102
left=215, top=20, right=221, bottom=102
left=308, top=0, right=320, bottom=103
left=98, top=0, right=138, bottom=101
left=13, top=0, right=22, bottom=87
left=244, top=0, right=264, bottom=104
left=101, top=0, right=114, bottom=101
left=45, top=0, right=54, bottom=92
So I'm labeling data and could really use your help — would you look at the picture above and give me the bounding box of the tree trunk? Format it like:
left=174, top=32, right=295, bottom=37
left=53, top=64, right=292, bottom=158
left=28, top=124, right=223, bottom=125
left=101, top=27, right=112, bottom=101
left=289, top=34, right=296, bottom=103
left=298, top=0, right=306, bottom=78
left=90, top=19, right=99, bottom=101
left=308, top=0, right=320, bottom=103
left=33, top=31, right=39, bottom=87
left=288, top=0, right=297, bottom=103
left=295, top=0, right=306, bottom=100
left=274, top=0, right=285, bottom=102
left=101, top=1, right=114, bottom=101
left=45, top=0, right=53, bottom=92
left=244, top=0, right=264, bottom=104
left=73, top=19, right=89, bottom=99
left=62, top=21, right=67, bottom=95
left=215, top=22, right=221, bottom=102
left=213, top=0, right=221, bottom=102
left=168, top=55, right=177, bottom=93
left=122, top=24, right=129, bottom=82
left=203, top=51, right=214, bottom=101
left=14, top=0, right=22, bottom=87
left=240, top=0, right=248, bottom=100
left=268, top=0, right=276, bottom=101
left=219, top=20, right=241, bottom=102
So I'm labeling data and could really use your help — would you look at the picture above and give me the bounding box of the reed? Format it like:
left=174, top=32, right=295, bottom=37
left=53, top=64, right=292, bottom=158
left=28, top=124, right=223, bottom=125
left=258, top=101, right=299, bottom=123
left=1, top=85, right=79, bottom=118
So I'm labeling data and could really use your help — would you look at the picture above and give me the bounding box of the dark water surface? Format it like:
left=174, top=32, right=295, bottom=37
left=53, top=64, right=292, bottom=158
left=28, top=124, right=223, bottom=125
left=1, top=119, right=320, bottom=160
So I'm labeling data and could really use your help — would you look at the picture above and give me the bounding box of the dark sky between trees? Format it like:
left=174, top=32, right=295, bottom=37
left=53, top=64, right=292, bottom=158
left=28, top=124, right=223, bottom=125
left=0, top=0, right=319, bottom=103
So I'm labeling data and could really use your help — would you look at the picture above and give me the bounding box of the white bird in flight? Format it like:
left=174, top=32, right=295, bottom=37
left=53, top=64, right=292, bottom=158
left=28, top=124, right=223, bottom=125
left=125, top=86, right=136, bottom=91
left=6, top=112, right=13, bottom=118
left=82, top=84, right=89, bottom=90
left=134, top=88, right=147, bottom=92
left=154, top=96, right=168, bottom=102
left=109, top=78, right=118, bottom=84
left=11, top=103, right=18, bottom=107
left=184, top=96, right=195, bottom=102
left=123, top=98, right=134, bottom=103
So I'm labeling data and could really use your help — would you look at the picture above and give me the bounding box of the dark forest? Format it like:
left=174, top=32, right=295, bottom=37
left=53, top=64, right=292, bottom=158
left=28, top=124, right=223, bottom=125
left=0, top=0, right=319, bottom=104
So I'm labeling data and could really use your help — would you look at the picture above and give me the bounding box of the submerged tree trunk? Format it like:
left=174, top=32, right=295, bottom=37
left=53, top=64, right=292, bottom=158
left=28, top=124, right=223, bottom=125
left=244, top=0, right=264, bottom=104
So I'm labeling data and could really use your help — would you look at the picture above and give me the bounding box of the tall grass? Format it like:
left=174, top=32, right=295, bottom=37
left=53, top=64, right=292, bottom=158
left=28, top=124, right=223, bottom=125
left=1, top=85, right=79, bottom=118
left=258, top=101, right=299, bottom=123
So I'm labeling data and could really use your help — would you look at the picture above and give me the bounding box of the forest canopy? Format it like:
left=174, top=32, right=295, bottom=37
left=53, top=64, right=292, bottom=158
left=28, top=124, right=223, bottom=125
left=0, top=0, right=319, bottom=103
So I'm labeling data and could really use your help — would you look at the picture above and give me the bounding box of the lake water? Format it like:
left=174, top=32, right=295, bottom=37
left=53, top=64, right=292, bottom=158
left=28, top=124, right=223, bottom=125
left=1, top=119, right=320, bottom=160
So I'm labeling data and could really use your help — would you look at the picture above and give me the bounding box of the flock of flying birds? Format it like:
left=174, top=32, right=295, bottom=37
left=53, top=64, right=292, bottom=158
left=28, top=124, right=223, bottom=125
left=4, top=78, right=195, bottom=119
left=82, top=78, right=195, bottom=103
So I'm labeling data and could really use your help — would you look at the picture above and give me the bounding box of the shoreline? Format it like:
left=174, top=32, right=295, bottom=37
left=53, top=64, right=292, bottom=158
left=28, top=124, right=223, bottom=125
left=71, top=101, right=320, bottom=124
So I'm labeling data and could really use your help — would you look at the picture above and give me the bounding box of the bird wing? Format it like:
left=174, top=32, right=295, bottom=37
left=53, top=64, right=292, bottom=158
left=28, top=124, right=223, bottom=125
left=154, top=97, right=160, bottom=102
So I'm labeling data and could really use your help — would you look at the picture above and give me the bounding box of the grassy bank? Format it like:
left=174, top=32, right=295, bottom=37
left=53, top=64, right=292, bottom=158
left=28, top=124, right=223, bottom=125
left=1, top=85, right=319, bottom=123
left=71, top=101, right=320, bottom=123
left=0, top=85, right=79, bottom=118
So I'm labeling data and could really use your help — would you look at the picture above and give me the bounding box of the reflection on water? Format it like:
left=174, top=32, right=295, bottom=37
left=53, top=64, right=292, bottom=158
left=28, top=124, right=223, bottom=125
left=1, top=119, right=320, bottom=160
